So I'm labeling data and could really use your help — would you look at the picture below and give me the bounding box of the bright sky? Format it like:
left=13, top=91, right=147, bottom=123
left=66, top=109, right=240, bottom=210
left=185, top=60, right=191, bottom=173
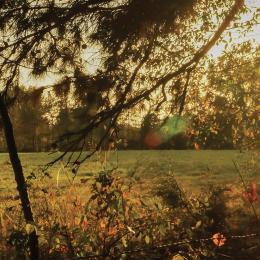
left=208, top=0, right=259, bottom=57
left=19, top=0, right=260, bottom=88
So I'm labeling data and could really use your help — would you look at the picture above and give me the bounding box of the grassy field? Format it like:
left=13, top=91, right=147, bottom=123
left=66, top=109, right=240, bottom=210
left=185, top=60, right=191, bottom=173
left=0, top=150, right=259, bottom=194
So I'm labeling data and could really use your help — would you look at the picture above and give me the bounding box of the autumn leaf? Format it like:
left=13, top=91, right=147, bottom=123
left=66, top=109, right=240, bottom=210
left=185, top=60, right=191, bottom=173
left=212, top=233, right=226, bottom=247
left=81, top=217, right=89, bottom=231
left=99, top=220, right=106, bottom=229
left=123, top=191, right=130, bottom=199
left=145, top=235, right=150, bottom=244
left=74, top=217, right=81, bottom=226
left=172, top=254, right=185, bottom=260
left=243, top=182, right=258, bottom=204
left=108, top=227, right=117, bottom=236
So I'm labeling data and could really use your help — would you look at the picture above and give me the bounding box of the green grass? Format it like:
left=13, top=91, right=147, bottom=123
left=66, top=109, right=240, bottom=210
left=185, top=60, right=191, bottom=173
left=0, top=150, right=258, bottom=195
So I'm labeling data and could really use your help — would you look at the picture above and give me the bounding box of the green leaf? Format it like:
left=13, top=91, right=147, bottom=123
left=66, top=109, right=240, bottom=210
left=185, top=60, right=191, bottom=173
left=120, top=254, right=127, bottom=260
left=127, top=226, right=135, bottom=234
left=96, top=182, right=102, bottom=191
left=159, top=225, right=166, bottom=235
left=25, top=223, right=36, bottom=235
left=122, top=237, right=127, bottom=248
left=137, top=233, right=142, bottom=241
left=140, top=199, right=147, bottom=207
left=195, top=220, right=202, bottom=229
left=41, top=188, right=48, bottom=194
left=145, top=235, right=150, bottom=244
left=155, top=202, right=162, bottom=210
left=172, top=254, right=185, bottom=260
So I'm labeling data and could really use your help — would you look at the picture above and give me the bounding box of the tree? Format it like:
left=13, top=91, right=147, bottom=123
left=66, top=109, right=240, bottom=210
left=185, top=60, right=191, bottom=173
left=0, top=0, right=247, bottom=156
left=189, top=42, right=259, bottom=149
left=0, top=0, right=250, bottom=257
left=9, top=88, right=49, bottom=151
left=0, top=97, right=39, bottom=258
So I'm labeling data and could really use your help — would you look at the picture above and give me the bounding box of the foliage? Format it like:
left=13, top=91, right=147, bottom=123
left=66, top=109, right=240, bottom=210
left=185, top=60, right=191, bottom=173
left=1, top=156, right=259, bottom=259
left=186, top=43, right=259, bottom=150
left=0, top=0, right=249, bottom=156
left=0, top=2, right=258, bottom=259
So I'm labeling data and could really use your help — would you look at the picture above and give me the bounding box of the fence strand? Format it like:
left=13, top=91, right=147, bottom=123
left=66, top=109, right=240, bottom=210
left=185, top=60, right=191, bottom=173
left=75, top=232, right=260, bottom=259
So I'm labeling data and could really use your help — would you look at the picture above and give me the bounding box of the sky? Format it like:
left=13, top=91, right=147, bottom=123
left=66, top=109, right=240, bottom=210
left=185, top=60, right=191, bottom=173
left=208, top=0, right=259, bottom=57
left=19, top=0, right=260, bottom=88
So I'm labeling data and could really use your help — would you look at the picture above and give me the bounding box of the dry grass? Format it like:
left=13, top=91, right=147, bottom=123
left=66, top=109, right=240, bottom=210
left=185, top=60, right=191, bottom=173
left=0, top=150, right=259, bottom=258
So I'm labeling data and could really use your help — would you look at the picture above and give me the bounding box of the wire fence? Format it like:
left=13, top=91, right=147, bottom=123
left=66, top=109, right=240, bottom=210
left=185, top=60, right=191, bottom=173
left=49, top=158, right=259, bottom=259
left=74, top=232, right=260, bottom=259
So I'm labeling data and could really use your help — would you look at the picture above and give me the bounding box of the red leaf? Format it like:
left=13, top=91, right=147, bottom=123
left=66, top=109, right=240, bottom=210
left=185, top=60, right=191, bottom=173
left=243, top=182, right=257, bottom=203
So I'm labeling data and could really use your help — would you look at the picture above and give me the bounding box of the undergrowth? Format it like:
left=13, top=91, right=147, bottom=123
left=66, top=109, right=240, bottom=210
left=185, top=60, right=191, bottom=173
left=0, top=159, right=259, bottom=259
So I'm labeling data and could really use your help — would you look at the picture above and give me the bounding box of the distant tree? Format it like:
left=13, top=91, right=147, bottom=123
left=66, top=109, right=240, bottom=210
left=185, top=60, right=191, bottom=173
left=193, top=95, right=234, bottom=149
left=5, top=88, right=49, bottom=152
left=190, top=43, right=259, bottom=149
left=54, top=108, right=72, bottom=137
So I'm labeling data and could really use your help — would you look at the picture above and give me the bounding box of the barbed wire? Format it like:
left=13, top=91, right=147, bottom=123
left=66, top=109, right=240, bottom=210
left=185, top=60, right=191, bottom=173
left=74, top=232, right=260, bottom=259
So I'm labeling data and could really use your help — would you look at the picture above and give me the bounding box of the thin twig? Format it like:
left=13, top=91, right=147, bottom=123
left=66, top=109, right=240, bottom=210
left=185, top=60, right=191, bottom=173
left=232, top=159, right=258, bottom=222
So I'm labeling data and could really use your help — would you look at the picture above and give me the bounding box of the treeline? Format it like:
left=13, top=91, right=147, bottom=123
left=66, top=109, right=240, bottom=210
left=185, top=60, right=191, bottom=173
left=0, top=43, right=258, bottom=152
left=0, top=88, right=257, bottom=152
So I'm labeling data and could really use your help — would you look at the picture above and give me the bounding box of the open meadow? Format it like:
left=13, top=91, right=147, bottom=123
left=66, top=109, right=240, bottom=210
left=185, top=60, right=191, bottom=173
left=0, top=150, right=259, bottom=193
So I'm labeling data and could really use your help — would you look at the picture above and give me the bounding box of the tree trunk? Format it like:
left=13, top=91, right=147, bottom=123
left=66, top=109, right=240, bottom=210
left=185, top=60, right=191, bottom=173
left=0, top=97, right=39, bottom=259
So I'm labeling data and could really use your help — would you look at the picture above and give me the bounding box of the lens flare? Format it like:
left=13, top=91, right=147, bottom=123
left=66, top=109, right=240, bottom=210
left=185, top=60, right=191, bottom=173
left=159, top=116, right=188, bottom=142
left=143, top=116, right=188, bottom=148
left=144, top=131, right=161, bottom=148
left=194, top=142, right=200, bottom=150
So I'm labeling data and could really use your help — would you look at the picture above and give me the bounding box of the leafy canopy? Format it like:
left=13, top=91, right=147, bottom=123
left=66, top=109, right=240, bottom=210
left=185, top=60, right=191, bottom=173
left=0, top=0, right=247, bottom=160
